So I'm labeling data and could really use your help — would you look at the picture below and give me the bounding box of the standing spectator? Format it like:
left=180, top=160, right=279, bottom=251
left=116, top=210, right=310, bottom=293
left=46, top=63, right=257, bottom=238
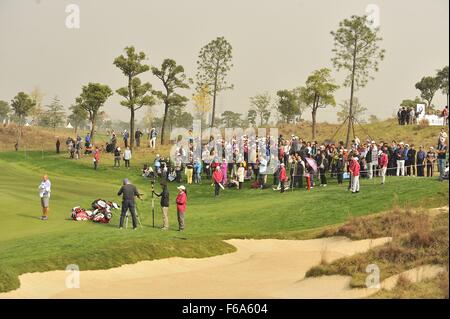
left=38, top=175, right=51, bottom=220
left=123, top=130, right=129, bottom=148
left=221, top=159, right=228, bottom=185
left=437, top=140, right=447, bottom=180
left=336, top=150, right=345, bottom=186
left=176, top=185, right=187, bottom=231
left=117, top=178, right=142, bottom=230
left=185, top=159, right=194, bottom=184
left=193, top=159, right=202, bottom=184
left=416, top=146, right=426, bottom=177
left=367, top=141, right=378, bottom=179
left=56, top=138, right=60, bottom=154
left=426, top=147, right=436, bottom=177
left=150, top=127, right=157, bottom=149
left=442, top=106, right=449, bottom=126
left=397, top=107, right=402, bottom=125
left=279, top=163, right=288, bottom=193
left=93, top=147, right=100, bottom=170
left=237, top=163, right=245, bottom=189
left=135, top=128, right=143, bottom=147
left=317, top=151, right=328, bottom=186
left=349, top=155, right=360, bottom=193
left=114, top=147, right=121, bottom=167
left=153, top=181, right=170, bottom=230
left=124, top=147, right=132, bottom=169
left=110, top=133, right=117, bottom=150
left=84, top=133, right=91, bottom=148
left=379, top=147, right=388, bottom=184
left=395, top=142, right=406, bottom=176
left=213, top=166, right=223, bottom=197
left=406, top=144, right=416, bottom=176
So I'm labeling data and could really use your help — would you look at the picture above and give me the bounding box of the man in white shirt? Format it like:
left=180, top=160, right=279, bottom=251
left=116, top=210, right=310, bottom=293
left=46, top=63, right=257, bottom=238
left=38, top=175, right=51, bottom=220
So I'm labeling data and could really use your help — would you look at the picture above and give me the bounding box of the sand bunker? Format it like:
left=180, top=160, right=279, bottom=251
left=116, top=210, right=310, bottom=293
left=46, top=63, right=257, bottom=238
left=1, top=236, right=396, bottom=299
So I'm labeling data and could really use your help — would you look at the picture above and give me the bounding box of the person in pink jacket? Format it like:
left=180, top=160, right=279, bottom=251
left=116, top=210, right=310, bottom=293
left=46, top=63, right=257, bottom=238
left=176, top=185, right=187, bottom=231
left=279, top=163, right=288, bottom=193
left=379, top=147, right=389, bottom=185
left=350, top=155, right=360, bottom=193
left=221, top=159, right=228, bottom=185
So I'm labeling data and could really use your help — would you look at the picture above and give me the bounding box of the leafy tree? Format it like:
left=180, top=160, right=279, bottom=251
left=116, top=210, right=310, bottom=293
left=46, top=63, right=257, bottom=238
left=29, top=86, right=45, bottom=125
left=247, top=109, right=257, bottom=127
left=400, top=97, right=423, bottom=109
left=40, top=96, right=65, bottom=131
left=114, top=46, right=154, bottom=149
left=68, top=102, right=89, bottom=134
left=291, top=87, right=308, bottom=122
left=152, top=58, right=191, bottom=144
left=276, top=90, right=299, bottom=123
left=11, top=92, right=36, bottom=147
left=415, top=76, right=441, bottom=112
left=75, top=83, right=113, bottom=145
left=436, top=66, right=449, bottom=107
left=331, top=15, right=385, bottom=147
left=196, top=36, right=234, bottom=127
left=192, top=84, right=212, bottom=125
left=299, top=68, right=339, bottom=139
left=0, top=100, right=10, bottom=122
left=337, top=97, right=367, bottom=123
left=221, top=110, right=242, bottom=127
left=250, top=92, right=272, bottom=126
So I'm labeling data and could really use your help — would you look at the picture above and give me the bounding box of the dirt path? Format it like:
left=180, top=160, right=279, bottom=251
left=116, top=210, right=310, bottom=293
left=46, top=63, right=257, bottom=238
left=0, top=237, right=392, bottom=299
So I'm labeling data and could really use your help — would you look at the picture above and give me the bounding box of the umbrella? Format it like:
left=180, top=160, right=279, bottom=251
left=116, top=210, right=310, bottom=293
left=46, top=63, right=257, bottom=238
left=305, top=157, right=318, bottom=173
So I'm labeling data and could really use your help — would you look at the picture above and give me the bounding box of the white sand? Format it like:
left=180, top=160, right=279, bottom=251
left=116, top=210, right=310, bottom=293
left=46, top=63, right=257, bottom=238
left=1, top=236, right=394, bottom=299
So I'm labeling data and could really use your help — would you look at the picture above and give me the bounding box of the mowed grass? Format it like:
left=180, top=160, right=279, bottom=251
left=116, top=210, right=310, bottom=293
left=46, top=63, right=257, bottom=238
left=0, top=150, right=448, bottom=293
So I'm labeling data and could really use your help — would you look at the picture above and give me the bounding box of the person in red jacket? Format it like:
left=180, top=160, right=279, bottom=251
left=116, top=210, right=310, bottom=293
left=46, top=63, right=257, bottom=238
left=93, top=147, right=100, bottom=170
left=379, top=147, right=388, bottom=185
left=176, top=185, right=187, bottom=231
left=279, top=163, right=288, bottom=193
left=212, top=166, right=223, bottom=197
left=349, top=155, right=360, bottom=193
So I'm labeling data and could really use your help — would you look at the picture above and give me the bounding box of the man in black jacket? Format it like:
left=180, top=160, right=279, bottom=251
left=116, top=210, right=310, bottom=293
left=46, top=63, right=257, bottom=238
left=118, top=178, right=142, bottom=230
left=153, top=181, right=170, bottom=230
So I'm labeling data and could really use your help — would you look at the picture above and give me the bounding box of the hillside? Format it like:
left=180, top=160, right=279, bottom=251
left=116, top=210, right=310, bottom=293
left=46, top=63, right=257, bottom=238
left=0, top=118, right=447, bottom=152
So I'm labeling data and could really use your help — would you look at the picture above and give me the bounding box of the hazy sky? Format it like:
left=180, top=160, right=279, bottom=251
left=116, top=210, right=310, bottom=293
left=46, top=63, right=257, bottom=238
left=0, top=0, right=448, bottom=124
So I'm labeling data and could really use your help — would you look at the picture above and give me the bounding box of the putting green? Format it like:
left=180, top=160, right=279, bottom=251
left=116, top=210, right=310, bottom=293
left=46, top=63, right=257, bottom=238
left=0, top=150, right=447, bottom=293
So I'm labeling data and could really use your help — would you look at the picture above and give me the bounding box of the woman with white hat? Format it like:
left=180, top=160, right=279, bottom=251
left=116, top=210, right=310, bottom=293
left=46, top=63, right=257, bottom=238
left=176, top=185, right=187, bottom=231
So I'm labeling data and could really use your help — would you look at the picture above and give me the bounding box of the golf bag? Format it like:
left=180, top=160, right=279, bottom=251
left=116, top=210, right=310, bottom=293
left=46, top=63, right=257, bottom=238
left=70, top=199, right=119, bottom=223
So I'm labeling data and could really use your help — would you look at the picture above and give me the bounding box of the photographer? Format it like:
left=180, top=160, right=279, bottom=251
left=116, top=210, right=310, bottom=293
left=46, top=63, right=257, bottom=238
left=153, top=181, right=170, bottom=230
left=118, top=178, right=142, bottom=230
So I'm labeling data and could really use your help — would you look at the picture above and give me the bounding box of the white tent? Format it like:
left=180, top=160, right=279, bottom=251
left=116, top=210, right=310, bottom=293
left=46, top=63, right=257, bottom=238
left=66, top=122, right=73, bottom=129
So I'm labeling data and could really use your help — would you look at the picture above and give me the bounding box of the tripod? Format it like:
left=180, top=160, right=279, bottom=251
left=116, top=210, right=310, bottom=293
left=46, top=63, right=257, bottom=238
left=330, top=115, right=373, bottom=147
left=125, top=205, right=143, bottom=229
left=151, top=178, right=155, bottom=228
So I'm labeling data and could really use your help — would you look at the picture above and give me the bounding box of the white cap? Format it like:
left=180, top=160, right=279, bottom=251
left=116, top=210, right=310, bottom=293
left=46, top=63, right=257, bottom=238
left=177, top=185, right=186, bottom=191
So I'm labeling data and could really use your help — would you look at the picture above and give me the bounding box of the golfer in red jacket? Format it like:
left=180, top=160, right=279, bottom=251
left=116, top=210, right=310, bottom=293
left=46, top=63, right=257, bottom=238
left=350, top=156, right=360, bottom=193
left=279, top=163, right=288, bottom=193
left=93, top=147, right=100, bottom=170
left=212, top=166, right=223, bottom=197
left=176, top=185, right=187, bottom=231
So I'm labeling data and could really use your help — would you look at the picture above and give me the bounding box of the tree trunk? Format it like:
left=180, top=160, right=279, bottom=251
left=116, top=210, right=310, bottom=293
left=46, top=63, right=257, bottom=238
left=345, top=37, right=358, bottom=149
left=128, top=75, right=134, bottom=151
left=130, top=107, right=135, bottom=150
left=90, top=114, right=96, bottom=145
left=211, top=87, right=217, bottom=128
left=311, top=108, right=317, bottom=140
left=160, top=102, right=169, bottom=145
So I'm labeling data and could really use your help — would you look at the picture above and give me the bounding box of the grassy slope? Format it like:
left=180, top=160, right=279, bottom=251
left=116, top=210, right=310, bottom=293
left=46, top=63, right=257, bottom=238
left=0, top=149, right=448, bottom=293
left=1, top=118, right=447, bottom=151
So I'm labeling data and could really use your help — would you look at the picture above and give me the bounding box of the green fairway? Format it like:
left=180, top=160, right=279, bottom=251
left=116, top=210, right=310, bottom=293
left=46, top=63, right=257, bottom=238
left=0, top=150, right=448, bottom=293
